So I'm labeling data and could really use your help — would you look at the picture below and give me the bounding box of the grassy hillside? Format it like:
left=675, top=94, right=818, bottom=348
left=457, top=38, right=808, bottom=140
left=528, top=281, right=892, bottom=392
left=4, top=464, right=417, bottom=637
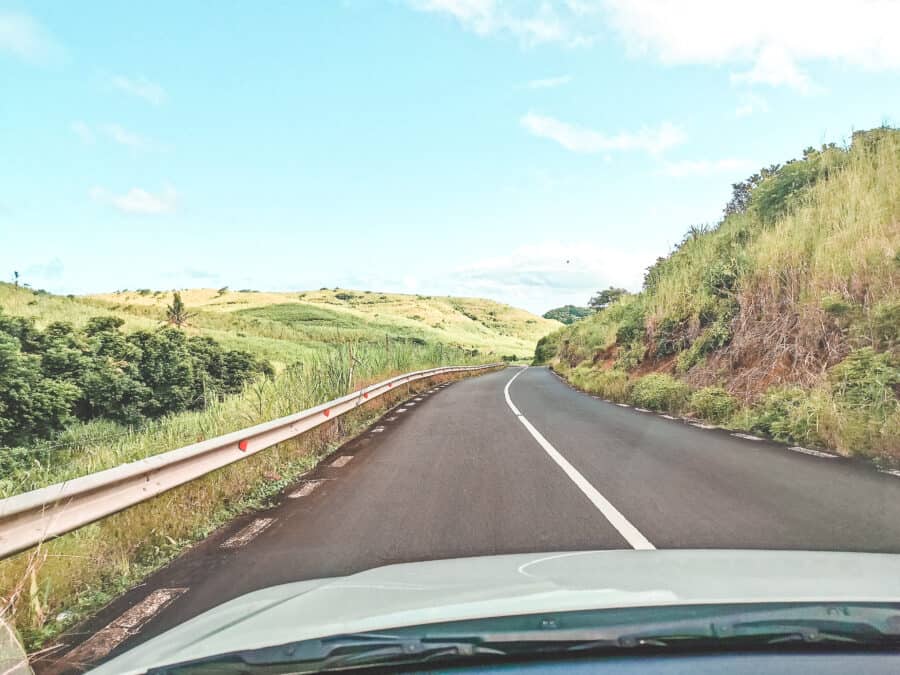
left=1, top=282, right=541, bottom=648
left=83, top=287, right=559, bottom=365
left=538, top=127, right=900, bottom=460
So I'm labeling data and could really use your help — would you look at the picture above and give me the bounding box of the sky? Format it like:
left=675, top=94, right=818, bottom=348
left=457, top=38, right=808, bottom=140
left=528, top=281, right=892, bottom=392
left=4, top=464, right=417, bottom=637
left=1, top=1, right=899, bottom=315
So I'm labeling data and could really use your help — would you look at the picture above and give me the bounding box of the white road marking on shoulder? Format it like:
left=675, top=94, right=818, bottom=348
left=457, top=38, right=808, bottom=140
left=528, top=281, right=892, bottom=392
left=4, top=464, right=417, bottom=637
left=288, top=480, right=324, bottom=498
left=878, top=469, right=900, bottom=478
left=386, top=416, right=398, bottom=421
left=414, top=397, right=423, bottom=401
left=659, top=414, right=677, bottom=420
left=690, top=422, right=718, bottom=429
left=60, top=588, right=188, bottom=665
left=330, top=455, right=353, bottom=468
left=371, top=426, right=385, bottom=433
left=396, top=408, right=407, bottom=413
left=635, top=407, right=651, bottom=413
left=615, top=403, right=630, bottom=408
left=789, top=446, right=838, bottom=458
left=503, top=368, right=655, bottom=551
left=732, top=433, right=763, bottom=441
left=221, top=518, right=275, bottom=549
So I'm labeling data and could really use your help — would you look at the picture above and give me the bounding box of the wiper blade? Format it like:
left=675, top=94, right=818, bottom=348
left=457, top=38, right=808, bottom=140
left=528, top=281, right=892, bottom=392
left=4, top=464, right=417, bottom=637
left=453, top=604, right=900, bottom=650
left=151, top=632, right=507, bottom=673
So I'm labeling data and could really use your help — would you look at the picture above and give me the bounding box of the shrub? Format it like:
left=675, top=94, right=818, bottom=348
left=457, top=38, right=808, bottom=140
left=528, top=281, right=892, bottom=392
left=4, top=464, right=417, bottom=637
left=675, top=316, right=732, bottom=373
left=629, top=373, right=691, bottom=412
left=614, top=302, right=645, bottom=344
left=829, top=348, right=900, bottom=419
left=750, top=386, right=823, bottom=444
left=335, top=292, right=355, bottom=301
left=614, top=341, right=644, bottom=371
left=653, top=315, right=690, bottom=357
left=689, top=386, right=737, bottom=423
left=533, top=331, right=562, bottom=365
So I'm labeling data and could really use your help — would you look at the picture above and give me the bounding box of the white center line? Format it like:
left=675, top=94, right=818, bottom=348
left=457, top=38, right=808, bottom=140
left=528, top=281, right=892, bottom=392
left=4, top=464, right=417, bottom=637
left=504, top=368, right=655, bottom=551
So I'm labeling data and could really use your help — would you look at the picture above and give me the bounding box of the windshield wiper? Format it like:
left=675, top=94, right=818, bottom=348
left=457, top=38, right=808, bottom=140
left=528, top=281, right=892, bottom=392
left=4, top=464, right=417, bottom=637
left=459, top=604, right=900, bottom=650
left=150, top=604, right=900, bottom=673
left=149, top=632, right=507, bottom=673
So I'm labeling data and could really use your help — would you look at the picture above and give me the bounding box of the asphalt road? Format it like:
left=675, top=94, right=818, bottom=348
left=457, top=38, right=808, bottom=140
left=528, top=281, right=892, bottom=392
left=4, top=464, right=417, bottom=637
left=43, top=366, right=900, bottom=672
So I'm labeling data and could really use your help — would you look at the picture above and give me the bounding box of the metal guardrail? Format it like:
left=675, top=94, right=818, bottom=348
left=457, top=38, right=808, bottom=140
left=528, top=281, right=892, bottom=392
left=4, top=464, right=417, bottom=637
left=0, top=363, right=502, bottom=560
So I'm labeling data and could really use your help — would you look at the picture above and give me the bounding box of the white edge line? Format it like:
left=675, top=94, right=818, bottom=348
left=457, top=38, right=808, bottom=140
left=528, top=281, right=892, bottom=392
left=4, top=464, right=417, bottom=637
left=504, top=368, right=655, bottom=551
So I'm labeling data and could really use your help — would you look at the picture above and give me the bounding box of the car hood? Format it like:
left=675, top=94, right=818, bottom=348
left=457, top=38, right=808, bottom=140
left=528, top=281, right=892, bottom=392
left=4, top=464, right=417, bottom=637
left=94, top=549, right=900, bottom=674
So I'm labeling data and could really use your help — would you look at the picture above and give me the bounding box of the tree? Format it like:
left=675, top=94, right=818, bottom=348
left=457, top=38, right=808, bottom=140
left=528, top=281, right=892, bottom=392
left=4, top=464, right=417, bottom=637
left=542, top=305, right=592, bottom=325
left=166, top=291, right=194, bottom=328
left=589, top=287, right=628, bottom=312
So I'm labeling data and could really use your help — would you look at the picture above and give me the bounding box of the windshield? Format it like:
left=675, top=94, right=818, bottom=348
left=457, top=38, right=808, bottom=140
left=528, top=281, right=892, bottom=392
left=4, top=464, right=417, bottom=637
left=1, top=2, right=899, bottom=674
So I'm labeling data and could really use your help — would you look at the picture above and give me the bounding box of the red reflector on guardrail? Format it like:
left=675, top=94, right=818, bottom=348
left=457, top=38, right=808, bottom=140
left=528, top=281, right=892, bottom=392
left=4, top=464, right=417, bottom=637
left=323, top=409, right=330, bottom=417
left=363, top=392, right=369, bottom=399
left=238, top=440, right=248, bottom=452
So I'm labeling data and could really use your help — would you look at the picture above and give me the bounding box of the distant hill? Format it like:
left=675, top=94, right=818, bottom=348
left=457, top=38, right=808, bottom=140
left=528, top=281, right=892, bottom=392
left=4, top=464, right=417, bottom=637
left=537, top=127, right=900, bottom=459
left=72, top=287, right=561, bottom=366
left=543, top=305, right=592, bottom=325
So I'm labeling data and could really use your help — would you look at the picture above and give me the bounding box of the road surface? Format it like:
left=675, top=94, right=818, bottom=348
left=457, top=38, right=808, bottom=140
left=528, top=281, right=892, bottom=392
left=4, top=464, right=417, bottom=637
left=41, top=366, right=900, bottom=672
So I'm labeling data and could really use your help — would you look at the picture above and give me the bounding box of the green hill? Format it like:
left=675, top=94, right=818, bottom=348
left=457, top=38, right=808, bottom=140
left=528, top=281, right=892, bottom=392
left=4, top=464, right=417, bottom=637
left=537, top=127, right=900, bottom=460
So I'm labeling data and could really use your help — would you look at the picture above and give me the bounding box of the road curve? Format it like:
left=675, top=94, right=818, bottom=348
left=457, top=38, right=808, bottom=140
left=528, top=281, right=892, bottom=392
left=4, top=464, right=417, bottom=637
left=41, top=366, right=900, bottom=672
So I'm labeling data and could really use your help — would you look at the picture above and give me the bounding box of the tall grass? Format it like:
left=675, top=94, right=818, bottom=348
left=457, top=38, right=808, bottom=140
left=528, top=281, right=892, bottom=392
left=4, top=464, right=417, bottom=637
left=543, top=127, right=900, bottom=458
left=0, top=344, right=497, bottom=651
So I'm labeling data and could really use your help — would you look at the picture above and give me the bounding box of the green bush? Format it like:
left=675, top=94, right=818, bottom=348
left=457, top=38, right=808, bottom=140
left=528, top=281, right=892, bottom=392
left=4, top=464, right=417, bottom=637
left=750, top=386, right=822, bottom=444
left=676, top=316, right=732, bottom=373
left=829, top=347, right=900, bottom=419
left=614, top=341, right=644, bottom=371
left=0, top=309, right=272, bottom=446
left=629, top=373, right=691, bottom=412
left=653, top=315, right=690, bottom=357
left=689, top=386, right=737, bottom=423
left=614, top=302, right=646, bottom=344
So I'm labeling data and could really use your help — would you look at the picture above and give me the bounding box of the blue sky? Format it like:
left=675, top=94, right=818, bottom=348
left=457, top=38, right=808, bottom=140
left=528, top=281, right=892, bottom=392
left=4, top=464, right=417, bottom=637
left=2, top=0, right=898, bottom=314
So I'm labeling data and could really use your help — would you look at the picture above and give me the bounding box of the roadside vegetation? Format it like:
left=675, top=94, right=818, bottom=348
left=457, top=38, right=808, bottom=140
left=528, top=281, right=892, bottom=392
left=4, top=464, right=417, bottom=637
left=0, top=282, right=543, bottom=651
left=536, top=127, right=900, bottom=461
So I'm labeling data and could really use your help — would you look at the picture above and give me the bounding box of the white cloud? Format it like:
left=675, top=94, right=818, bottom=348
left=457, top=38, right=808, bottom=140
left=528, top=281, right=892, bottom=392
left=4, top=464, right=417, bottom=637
left=525, top=74, right=573, bottom=89
left=110, top=74, right=167, bottom=105
left=521, top=112, right=685, bottom=155
left=729, top=45, right=816, bottom=93
left=102, top=123, right=154, bottom=150
left=604, top=0, right=900, bottom=92
left=735, top=92, right=769, bottom=118
left=90, top=185, right=177, bottom=215
left=453, top=241, right=658, bottom=312
left=71, top=122, right=161, bottom=150
left=0, top=11, right=61, bottom=63
left=410, top=0, right=594, bottom=46
left=71, top=120, right=95, bottom=144
left=661, top=158, right=754, bottom=178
